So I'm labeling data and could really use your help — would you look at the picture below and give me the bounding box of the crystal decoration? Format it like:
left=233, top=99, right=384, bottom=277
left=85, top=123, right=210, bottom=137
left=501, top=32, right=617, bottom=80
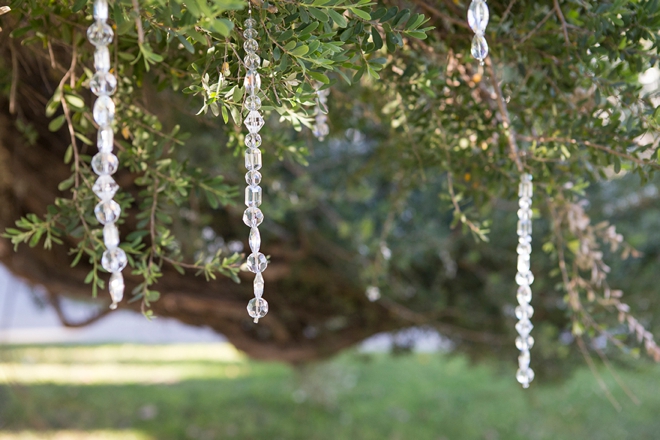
left=515, top=173, right=534, bottom=388
left=102, top=247, right=128, bottom=273
left=88, top=0, right=126, bottom=309
left=467, top=0, right=489, bottom=64
left=242, top=13, right=269, bottom=322
left=312, top=86, right=330, bottom=141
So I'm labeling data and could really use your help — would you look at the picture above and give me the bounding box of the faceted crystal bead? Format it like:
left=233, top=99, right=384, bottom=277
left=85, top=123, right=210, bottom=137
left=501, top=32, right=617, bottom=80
left=247, top=252, right=268, bottom=273
left=93, top=95, right=115, bottom=126
left=87, top=21, right=114, bottom=46
left=245, top=149, right=262, bottom=170
left=98, top=126, right=114, bottom=152
left=103, top=223, right=120, bottom=249
left=90, top=71, right=117, bottom=96
left=246, top=170, right=262, bottom=186
left=517, top=219, right=532, bottom=237
left=471, top=34, right=488, bottom=61
left=516, top=242, right=531, bottom=256
left=102, top=247, right=127, bottom=273
left=243, top=207, right=264, bottom=227
left=244, top=18, right=257, bottom=28
left=515, top=319, right=533, bottom=337
left=467, top=0, right=489, bottom=34
left=245, top=95, right=261, bottom=111
left=94, top=46, right=111, bottom=72
left=108, top=272, right=124, bottom=309
left=517, top=208, right=532, bottom=221
left=312, top=123, right=329, bottom=140
left=247, top=297, right=269, bottom=319
left=93, top=175, right=119, bottom=200
left=94, top=200, right=121, bottom=225
left=245, top=185, right=262, bottom=207
left=244, top=111, right=264, bottom=133
left=249, top=226, right=261, bottom=253
left=516, top=367, right=535, bottom=387
left=93, top=0, right=109, bottom=21
left=518, top=350, right=530, bottom=369
left=519, top=196, right=531, bottom=210
left=244, top=71, right=261, bottom=93
left=515, top=270, right=534, bottom=286
left=517, top=285, right=532, bottom=304
left=244, top=52, right=261, bottom=70
left=254, top=272, right=265, bottom=298
left=244, top=38, right=259, bottom=53
left=517, top=257, right=530, bottom=273
left=91, top=152, right=119, bottom=176
left=515, top=304, right=534, bottom=320
left=245, top=133, right=262, bottom=149
left=244, top=28, right=258, bottom=39
left=519, top=180, right=533, bottom=198
left=515, top=335, right=534, bottom=350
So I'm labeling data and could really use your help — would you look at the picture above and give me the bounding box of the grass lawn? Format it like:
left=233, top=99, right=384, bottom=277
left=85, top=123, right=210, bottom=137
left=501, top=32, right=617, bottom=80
left=0, top=343, right=658, bottom=439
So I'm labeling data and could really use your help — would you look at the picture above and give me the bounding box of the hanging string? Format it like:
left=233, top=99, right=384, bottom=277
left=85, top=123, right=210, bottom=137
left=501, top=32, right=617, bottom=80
left=242, top=8, right=269, bottom=323
left=87, top=0, right=126, bottom=310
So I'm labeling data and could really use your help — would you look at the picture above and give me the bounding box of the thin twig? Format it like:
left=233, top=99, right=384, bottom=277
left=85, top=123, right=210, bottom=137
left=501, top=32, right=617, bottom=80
left=519, top=10, right=555, bottom=45
left=594, top=347, right=641, bottom=405
left=577, top=336, right=622, bottom=411
left=9, top=41, right=18, bottom=114
left=553, top=0, right=571, bottom=47
left=131, top=0, right=145, bottom=45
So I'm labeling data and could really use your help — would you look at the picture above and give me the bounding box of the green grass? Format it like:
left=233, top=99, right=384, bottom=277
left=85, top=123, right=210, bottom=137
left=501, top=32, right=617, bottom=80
left=0, top=344, right=659, bottom=439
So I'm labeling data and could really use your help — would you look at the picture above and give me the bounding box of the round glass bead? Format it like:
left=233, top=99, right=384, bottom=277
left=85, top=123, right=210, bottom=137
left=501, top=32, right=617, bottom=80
left=245, top=95, right=261, bottom=111
left=246, top=170, right=262, bottom=186
left=516, top=242, right=531, bottom=256
left=515, top=270, right=534, bottom=286
left=243, top=207, right=264, bottom=227
left=515, top=319, right=533, bottom=337
left=244, top=28, right=258, bottom=39
left=91, top=152, right=119, bottom=175
left=515, top=304, right=534, bottom=320
left=94, top=200, right=121, bottom=225
left=244, top=53, right=261, bottom=70
left=93, top=95, right=115, bottom=126
left=516, top=285, right=532, bottom=304
left=90, top=71, right=117, bottom=96
left=244, top=18, right=257, bottom=28
left=87, top=21, right=114, bottom=46
left=515, top=335, right=535, bottom=351
left=247, top=297, right=269, bottom=319
left=516, top=368, right=535, bottom=387
left=244, top=38, right=259, bottom=53
left=92, top=175, right=119, bottom=200
left=102, top=247, right=128, bottom=273
left=247, top=252, right=268, bottom=273
left=245, top=133, right=262, bottom=149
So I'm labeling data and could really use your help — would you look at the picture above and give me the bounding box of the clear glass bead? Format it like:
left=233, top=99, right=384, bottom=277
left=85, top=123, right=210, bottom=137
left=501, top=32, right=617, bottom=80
left=245, top=95, right=261, bottom=111
left=312, top=123, right=329, bottom=140
left=244, top=52, right=261, bottom=70
left=249, top=226, right=261, bottom=253
left=471, top=34, right=488, bottom=61
left=254, top=272, right=264, bottom=298
left=244, top=71, right=261, bottom=93
left=515, top=318, right=533, bottom=337
left=247, top=252, right=268, bottom=273
left=245, top=185, right=262, bottom=207
left=103, top=223, right=120, bottom=249
left=93, top=0, right=109, bottom=21
left=244, top=28, right=258, bottom=39
left=247, top=297, right=268, bottom=319
left=516, top=367, right=535, bottom=387
left=516, top=242, right=531, bottom=256
left=519, top=180, right=533, bottom=198
left=244, top=18, right=257, bottom=28
left=90, top=71, right=117, bottom=96
left=245, top=149, right=262, bottom=170
left=515, top=304, right=534, bottom=320
left=519, top=196, right=532, bottom=210
left=517, top=285, right=532, bottom=304
left=102, top=247, right=127, bottom=273
left=518, top=350, right=530, bottom=369
left=515, top=335, right=534, bottom=350
left=243, top=207, right=264, bottom=227
left=93, top=175, right=119, bottom=200
left=98, top=126, right=114, bottom=152
left=94, top=46, right=111, bottom=72
left=517, top=219, right=532, bottom=237
left=517, top=257, right=530, bottom=273
left=93, top=95, right=115, bottom=126
left=467, top=0, right=489, bottom=34
left=517, top=208, right=532, bottom=221
left=94, top=200, right=121, bottom=225
left=91, top=152, right=119, bottom=176
left=87, top=21, right=113, bottom=47
left=515, top=270, right=534, bottom=286
left=244, top=38, right=259, bottom=53
left=244, top=110, right=264, bottom=133
left=245, top=133, right=262, bottom=149
left=108, top=272, right=124, bottom=308
left=246, top=170, right=262, bottom=186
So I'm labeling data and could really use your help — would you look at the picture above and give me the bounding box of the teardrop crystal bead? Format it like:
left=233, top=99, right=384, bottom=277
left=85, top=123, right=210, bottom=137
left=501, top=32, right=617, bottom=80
left=249, top=227, right=261, bottom=253
left=471, top=34, right=488, bottom=61
left=254, top=273, right=265, bottom=298
left=108, top=272, right=124, bottom=308
left=93, top=95, right=115, bottom=126
left=467, top=0, right=489, bottom=34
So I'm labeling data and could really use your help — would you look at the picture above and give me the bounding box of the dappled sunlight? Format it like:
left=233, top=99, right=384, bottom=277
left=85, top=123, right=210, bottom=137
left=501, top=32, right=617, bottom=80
left=0, top=430, right=152, bottom=439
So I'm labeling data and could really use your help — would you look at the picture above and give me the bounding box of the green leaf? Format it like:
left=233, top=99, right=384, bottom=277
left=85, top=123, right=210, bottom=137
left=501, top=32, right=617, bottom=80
left=351, top=8, right=371, bottom=20
left=372, top=27, right=383, bottom=50
left=48, top=115, right=66, bottom=132
left=328, top=9, right=348, bottom=28
left=290, top=45, right=310, bottom=56
left=308, top=8, right=329, bottom=22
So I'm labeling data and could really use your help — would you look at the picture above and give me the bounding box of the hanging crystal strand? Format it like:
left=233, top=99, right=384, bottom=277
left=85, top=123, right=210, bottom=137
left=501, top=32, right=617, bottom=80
left=87, top=0, right=125, bottom=310
left=467, top=0, right=489, bottom=65
left=515, top=173, right=534, bottom=388
left=312, top=86, right=330, bottom=141
left=242, top=10, right=269, bottom=323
